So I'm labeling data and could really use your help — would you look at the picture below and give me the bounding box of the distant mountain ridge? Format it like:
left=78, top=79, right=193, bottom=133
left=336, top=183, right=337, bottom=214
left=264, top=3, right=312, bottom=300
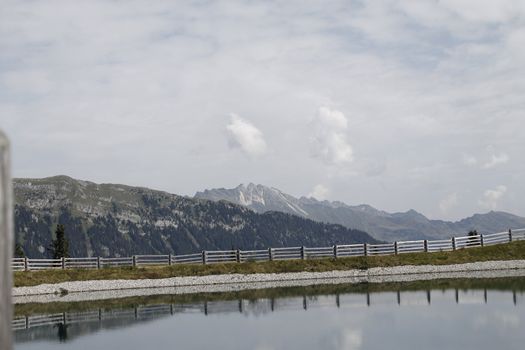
left=13, top=176, right=377, bottom=258
left=195, top=184, right=525, bottom=241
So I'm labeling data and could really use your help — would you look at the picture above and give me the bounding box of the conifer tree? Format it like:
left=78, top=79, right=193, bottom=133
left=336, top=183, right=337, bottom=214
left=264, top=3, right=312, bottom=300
left=51, top=224, right=69, bottom=259
left=14, top=243, right=25, bottom=258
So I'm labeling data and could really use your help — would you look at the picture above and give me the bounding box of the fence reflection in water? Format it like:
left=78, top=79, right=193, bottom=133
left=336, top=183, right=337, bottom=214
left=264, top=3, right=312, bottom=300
left=13, top=288, right=524, bottom=335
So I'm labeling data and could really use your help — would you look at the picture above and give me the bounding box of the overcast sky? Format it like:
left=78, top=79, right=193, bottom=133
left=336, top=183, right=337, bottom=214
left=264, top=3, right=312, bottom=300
left=1, top=0, right=524, bottom=221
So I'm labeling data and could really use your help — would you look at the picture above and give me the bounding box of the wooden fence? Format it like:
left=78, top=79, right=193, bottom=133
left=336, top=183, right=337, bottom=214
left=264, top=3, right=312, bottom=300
left=11, top=228, right=525, bottom=271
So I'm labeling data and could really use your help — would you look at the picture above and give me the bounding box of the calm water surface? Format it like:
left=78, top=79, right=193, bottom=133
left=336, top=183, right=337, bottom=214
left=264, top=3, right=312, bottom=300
left=14, top=280, right=525, bottom=350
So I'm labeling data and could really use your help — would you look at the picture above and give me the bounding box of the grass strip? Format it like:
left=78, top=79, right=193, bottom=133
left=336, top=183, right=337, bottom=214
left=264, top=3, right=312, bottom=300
left=14, top=241, right=525, bottom=287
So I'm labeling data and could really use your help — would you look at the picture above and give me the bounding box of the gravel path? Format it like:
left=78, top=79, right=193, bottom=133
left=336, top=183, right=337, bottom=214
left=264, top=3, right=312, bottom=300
left=13, top=260, right=525, bottom=304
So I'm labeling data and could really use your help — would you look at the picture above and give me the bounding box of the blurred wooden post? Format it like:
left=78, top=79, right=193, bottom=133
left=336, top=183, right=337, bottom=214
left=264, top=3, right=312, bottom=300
left=452, top=237, right=456, bottom=250
left=0, top=130, right=13, bottom=350
left=202, top=250, right=207, bottom=265
left=509, top=229, right=513, bottom=242
left=24, top=257, right=28, bottom=271
left=424, top=240, right=428, bottom=252
left=168, top=254, right=172, bottom=266
left=236, top=249, right=241, bottom=263
left=132, top=255, right=137, bottom=267
left=394, top=241, right=398, bottom=255
left=364, top=243, right=368, bottom=257
left=96, top=256, right=101, bottom=269
left=333, top=245, right=338, bottom=259
left=301, top=246, right=305, bottom=260
left=268, top=248, right=273, bottom=261
left=480, top=234, right=484, bottom=247
left=61, top=257, right=66, bottom=269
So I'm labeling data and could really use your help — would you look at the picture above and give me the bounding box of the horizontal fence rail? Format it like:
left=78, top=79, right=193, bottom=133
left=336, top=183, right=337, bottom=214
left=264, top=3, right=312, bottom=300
left=11, top=228, right=525, bottom=271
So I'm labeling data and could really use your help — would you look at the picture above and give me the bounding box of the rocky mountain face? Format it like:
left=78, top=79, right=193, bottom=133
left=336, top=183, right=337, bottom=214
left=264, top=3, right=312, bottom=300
left=196, top=183, right=309, bottom=217
left=195, top=184, right=525, bottom=241
left=13, top=176, right=377, bottom=258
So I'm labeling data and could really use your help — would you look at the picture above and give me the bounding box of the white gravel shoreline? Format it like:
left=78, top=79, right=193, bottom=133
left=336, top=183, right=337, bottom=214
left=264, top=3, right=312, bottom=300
left=13, top=260, right=525, bottom=304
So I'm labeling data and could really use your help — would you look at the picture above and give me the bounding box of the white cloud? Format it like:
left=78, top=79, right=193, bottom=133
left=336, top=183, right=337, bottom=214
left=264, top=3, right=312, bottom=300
left=439, top=193, right=459, bottom=214
left=316, top=106, right=348, bottom=129
left=310, top=107, right=353, bottom=165
left=308, top=184, right=330, bottom=200
left=478, top=185, right=507, bottom=210
left=226, top=114, right=267, bottom=157
left=482, top=153, right=510, bottom=169
left=337, top=328, right=363, bottom=350
left=462, top=147, right=509, bottom=170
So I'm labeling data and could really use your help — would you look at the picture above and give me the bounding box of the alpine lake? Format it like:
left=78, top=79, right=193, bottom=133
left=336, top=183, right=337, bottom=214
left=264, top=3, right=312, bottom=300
left=13, top=276, right=525, bottom=350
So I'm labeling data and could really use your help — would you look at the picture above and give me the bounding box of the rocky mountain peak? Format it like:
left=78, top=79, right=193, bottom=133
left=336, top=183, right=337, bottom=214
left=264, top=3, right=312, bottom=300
left=196, top=183, right=525, bottom=242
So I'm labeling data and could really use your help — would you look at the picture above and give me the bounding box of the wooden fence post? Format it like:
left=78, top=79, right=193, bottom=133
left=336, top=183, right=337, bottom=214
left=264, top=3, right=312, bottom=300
left=24, top=257, right=28, bottom=271
left=61, top=257, right=65, bottom=269
left=394, top=241, right=398, bottom=255
left=424, top=240, right=428, bottom=253
left=236, top=249, right=241, bottom=263
left=202, top=250, right=207, bottom=265
left=333, top=245, right=338, bottom=259
left=268, top=248, right=273, bottom=261
left=452, top=237, right=456, bottom=250
left=364, top=243, right=368, bottom=257
left=96, top=256, right=101, bottom=269
left=301, top=246, right=305, bottom=260
left=480, top=234, right=484, bottom=247
left=132, top=255, right=136, bottom=267
left=168, top=254, right=172, bottom=266
left=509, top=229, right=513, bottom=242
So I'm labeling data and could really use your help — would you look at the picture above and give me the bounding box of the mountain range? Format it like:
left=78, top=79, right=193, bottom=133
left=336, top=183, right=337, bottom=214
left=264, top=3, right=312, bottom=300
left=13, top=176, right=376, bottom=258
left=195, top=183, right=525, bottom=241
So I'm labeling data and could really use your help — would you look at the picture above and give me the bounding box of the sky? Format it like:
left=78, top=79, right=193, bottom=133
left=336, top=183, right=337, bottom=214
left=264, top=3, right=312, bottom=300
left=1, top=0, right=524, bottom=221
